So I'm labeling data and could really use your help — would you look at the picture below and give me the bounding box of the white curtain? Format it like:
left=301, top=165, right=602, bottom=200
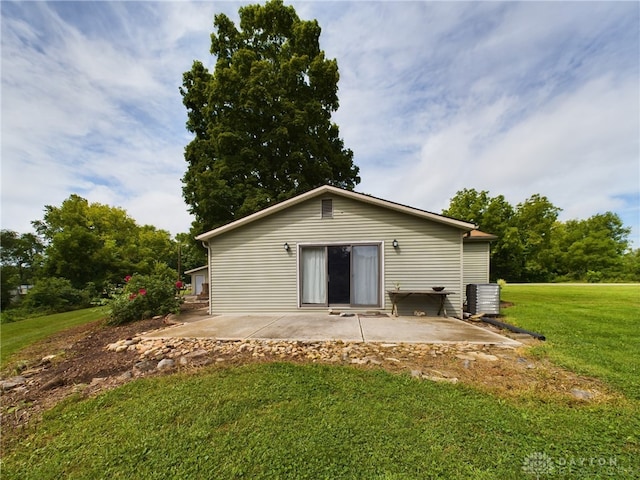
left=353, top=245, right=379, bottom=305
left=301, top=247, right=326, bottom=304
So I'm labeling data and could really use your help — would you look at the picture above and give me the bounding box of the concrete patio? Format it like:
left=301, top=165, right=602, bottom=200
left=143, top=312, right=521, bottom=346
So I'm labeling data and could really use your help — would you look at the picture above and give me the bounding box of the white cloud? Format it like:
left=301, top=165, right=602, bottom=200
left=315, top=1, right=639, bottom=244
left=362, top=73, right=638, bottom=229
left=1, top=1, right=638, bottom=247
left=1, top=2, right=197, bottom=235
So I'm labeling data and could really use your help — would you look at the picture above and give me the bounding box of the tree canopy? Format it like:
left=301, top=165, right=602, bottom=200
left=0, top=230, right=44, bottom=309
left=2, top=196, right=202, bottom=318
left=444, top=188, right=635, bottom=282
left=32, top=194, right=176, bottom=289
left=181, top=0, right=360, bottom=233
left=550, top=212, right=631, bottom=281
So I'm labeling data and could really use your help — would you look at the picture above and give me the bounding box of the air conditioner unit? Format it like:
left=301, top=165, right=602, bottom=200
left=466, top=283, right=500, bottom=316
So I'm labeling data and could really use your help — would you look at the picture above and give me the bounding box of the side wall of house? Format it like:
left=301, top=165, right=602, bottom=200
left=463, top=242, right=490, bottom=288
left=207, top=194, right=464, bottom=316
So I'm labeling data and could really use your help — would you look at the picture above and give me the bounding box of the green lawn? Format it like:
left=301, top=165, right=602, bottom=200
left=1, top=286, right=639, bottom=478
left=2, top=363, right=638, bottom=479
left=0, top=307, right=109, bottom=366
left=500, top=284, right=640, bottom=399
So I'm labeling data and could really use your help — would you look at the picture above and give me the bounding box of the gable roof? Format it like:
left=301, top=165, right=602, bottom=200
left=464, top=230, right=499, bottom=242
left=196, top=185, right=477, bottom=241
left=184, top=265, right=209, bottom=275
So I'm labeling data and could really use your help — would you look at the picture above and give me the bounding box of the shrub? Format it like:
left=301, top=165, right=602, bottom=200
left=21, top=277, right=91, bottom=314
left=0, top=309, right=28, bottom=324
left=586, top=270, right=603, bottom=283
left=108, top=270, right=181, bottom=325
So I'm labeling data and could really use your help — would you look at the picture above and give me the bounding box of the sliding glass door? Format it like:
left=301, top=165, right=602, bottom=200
left=300, top=244, right=380, bottom=307
left=301, top=247, right=326, bottom=304
left=352, top=245, right=379, bottom=305
left=328, top=246, right=351, bottom=304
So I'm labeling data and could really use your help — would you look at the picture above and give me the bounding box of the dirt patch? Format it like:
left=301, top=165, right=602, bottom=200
left=1, top=309, right=616, bottom=450
left=1, top=316, right=168, bottom=434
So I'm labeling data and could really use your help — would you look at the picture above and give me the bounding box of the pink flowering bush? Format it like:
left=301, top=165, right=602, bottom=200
left=108, top=266, right=181, bottom=325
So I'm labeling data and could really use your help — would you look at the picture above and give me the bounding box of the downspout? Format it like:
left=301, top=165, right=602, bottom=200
left=479, top=316, right=546, bottom=341
left=201, top=241, right=211, bottom=315
left=459, top=231, right=464, bottom=318
left=460, top=226, right=478, bottom=318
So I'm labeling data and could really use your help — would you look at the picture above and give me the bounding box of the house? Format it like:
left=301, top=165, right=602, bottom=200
left=463, top=230, right=498, bottom=286
left=8, top=284, right=33, bottom=304
left=184, top=266, right=209, bottom=296
left=196, top=185, right=494, bottom=318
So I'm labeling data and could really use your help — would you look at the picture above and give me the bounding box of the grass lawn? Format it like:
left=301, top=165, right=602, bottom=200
left=0, top=307, right=109, bottom=366
left=500, top=284, right=640, bottom=400
left=2, top=363, right=638, bottom=479
left=1, top=286, right=639, bottom=478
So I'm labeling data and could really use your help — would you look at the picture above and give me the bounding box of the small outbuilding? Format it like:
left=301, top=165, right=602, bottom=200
left=184, top=266, right=209, bottom=296
left=196, top=185, right=494, bottom=318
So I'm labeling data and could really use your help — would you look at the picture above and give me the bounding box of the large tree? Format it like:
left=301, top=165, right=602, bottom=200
left=0, top=230, right=43, bottom=285
left=443, top=189, right=635, bottom=282
left=181, top=0, right=360, bottom=232
left=551, top=212, right=630, bottom=280
left=32, top=195, right=175, bottom=289
left=442, top=188, right=521, bottom=280
left=513, top=194, right=561, bottom=282
left=444, top=189, right=561, bottom=281
left=0, top=230, right=44, bottom=308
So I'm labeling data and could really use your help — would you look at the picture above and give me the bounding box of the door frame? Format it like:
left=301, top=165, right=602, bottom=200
left=297, top=241, right=385, bottom=308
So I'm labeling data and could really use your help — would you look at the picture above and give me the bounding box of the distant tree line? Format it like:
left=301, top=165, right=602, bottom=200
left=443, top=188, right=639, bottom=283
left=1, top=194, right=206, bottom=318
left=3, top=187, right=637, bottom=320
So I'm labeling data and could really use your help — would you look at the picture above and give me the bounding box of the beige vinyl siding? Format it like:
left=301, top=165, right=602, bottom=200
left=463, top=242, right=490, bottom=287
left=208, top=195, right=465, bottom=316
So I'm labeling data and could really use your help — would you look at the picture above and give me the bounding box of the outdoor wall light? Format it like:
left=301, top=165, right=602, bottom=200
left=392, top=239, right=399, bottom=249
left=284, top=242, right=290, bottom=251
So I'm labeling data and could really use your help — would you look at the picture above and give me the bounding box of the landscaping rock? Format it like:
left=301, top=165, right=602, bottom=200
left=164, top=314, right=181, bottom=324
left=455, top=353, right=477, bottom=361
left=157, top=358, right=175, bottom=370
left=185, top=349, right=209, bottom=359
left=476, top=352, right=499, bottom=361
left=570, top=388, right=595, bottom=401
left=459, top=351, right=499, bottom=362
left=134, top=360, right=155, bottom=372
left=424, top=375, right=459, bottom=384
left=42, top=377, right=65, bottom=391
left=21, top=367, right=45, bottom=378
left=1, top=376, right=26, bottom=392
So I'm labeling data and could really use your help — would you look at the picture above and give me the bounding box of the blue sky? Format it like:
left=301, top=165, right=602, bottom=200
left=2, top=1, right=639, bottom=246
